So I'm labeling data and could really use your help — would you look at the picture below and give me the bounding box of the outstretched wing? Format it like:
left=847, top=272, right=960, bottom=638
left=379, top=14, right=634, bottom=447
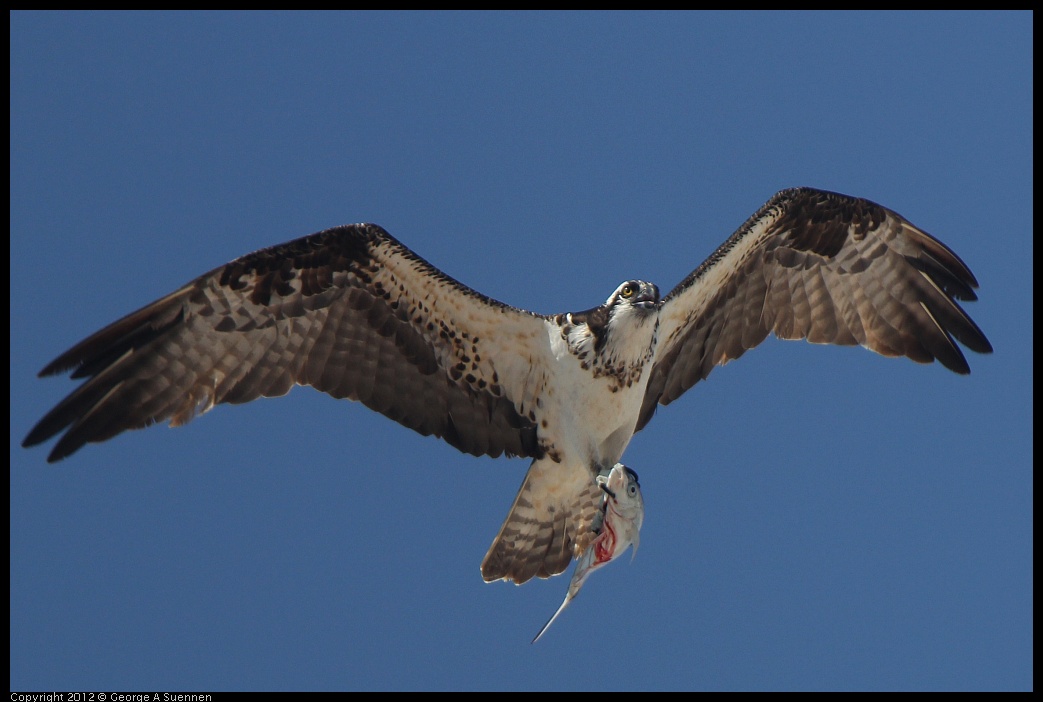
left=24, top=224, right=556, bottom=462
left=637, top=187, right=992, bottom=431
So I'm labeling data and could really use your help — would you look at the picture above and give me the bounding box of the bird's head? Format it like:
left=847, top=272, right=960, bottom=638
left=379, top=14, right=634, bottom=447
left=605, top=280, right=659, bottom=311
left=557, top=280, right=660, bottom=367
left=604, top=280, right=660, bottom=336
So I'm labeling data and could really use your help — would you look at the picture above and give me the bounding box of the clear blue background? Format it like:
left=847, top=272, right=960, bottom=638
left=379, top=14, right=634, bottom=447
left=10, top=11, right=1031, bottom=691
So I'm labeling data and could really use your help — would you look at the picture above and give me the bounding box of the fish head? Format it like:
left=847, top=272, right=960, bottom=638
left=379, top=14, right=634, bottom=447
left=601, top=463, right=644, bottom=528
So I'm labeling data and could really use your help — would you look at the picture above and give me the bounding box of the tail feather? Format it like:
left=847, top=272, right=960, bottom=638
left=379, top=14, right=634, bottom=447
left=481, top=459, right=601, bottom=584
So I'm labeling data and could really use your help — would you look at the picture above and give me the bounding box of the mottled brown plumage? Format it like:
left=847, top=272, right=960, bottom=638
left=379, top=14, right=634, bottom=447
left=637, top=188, right=991, bottom=430
left=23, top=187, right=992, bottom=587
left=25, top=224, right=546, bottom=463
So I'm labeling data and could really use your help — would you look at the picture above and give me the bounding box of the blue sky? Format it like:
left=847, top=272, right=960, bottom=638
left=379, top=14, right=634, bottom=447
left=10, top=11, right=1031, bottom=691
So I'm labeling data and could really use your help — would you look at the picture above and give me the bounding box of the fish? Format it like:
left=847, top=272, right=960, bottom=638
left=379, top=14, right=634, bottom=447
left=531, top=462, right=645, bottom=643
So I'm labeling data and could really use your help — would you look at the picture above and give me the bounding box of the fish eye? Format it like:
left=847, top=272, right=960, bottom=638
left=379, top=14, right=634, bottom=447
left=628, top=483, right=638, bottom=497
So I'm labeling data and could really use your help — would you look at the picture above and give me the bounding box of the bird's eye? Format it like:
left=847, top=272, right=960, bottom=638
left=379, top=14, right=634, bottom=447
left=621, top=284, right=635, bottom=298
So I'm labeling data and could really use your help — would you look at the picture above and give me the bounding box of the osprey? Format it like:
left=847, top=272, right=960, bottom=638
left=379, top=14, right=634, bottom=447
left=23, top=187, right=992, bottom=585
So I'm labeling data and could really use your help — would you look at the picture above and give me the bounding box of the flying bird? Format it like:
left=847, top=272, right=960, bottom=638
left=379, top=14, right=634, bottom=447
left=532, top=462, right=645, bottom=643
left=23, top=187, right=992, bottom=585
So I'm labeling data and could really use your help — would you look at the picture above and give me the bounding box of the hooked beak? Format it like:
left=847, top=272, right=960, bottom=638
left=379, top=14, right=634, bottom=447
left=633, top=285, right=659, bottom=310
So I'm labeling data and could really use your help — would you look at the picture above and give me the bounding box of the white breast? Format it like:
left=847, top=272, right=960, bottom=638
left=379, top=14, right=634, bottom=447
left=539, top=314, right=659, bottom=468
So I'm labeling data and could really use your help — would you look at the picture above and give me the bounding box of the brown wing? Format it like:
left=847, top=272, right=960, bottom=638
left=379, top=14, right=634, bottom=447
left=24, top=224, right=557, bottom=462
left=637, top=187, right=992, bottom=431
